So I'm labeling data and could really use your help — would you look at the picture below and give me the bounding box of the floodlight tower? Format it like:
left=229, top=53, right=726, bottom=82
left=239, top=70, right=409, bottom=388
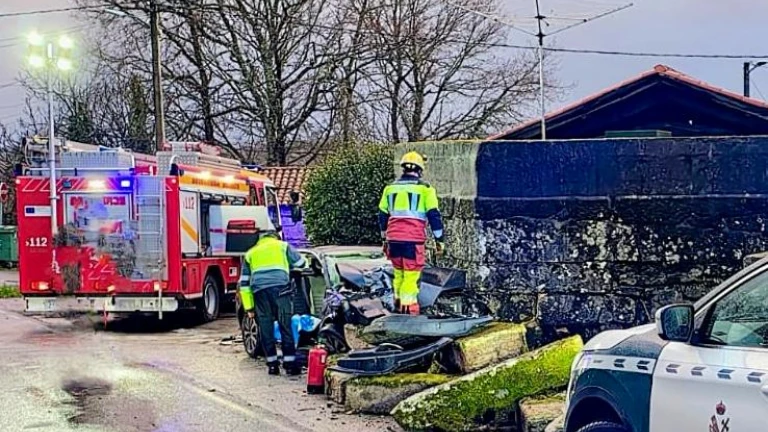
left=27, top=31, right=75, bottom=236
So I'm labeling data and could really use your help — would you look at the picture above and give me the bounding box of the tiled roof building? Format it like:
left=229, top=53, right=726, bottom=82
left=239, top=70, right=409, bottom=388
left=261, top=166, right=311, bottom=204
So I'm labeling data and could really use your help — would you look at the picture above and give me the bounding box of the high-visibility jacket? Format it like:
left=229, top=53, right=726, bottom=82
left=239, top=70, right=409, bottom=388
left=378, top=174, right=444, bottom=243
left=239, top=235, right=306, bottom=311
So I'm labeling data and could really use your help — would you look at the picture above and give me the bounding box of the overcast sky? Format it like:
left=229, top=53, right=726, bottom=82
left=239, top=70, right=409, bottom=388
left=2, top=0, right=768, bottom=131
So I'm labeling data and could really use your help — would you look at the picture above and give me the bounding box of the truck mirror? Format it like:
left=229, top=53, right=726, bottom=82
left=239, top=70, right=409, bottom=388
left=290, top=204, right=303, bottom=222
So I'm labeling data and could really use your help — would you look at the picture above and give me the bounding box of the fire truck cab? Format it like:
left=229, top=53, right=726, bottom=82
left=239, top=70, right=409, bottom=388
left=16, top=141, right=281, bottom=321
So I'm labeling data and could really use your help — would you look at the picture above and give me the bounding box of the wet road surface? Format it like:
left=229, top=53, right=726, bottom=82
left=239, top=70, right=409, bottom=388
left=0, top=299, right=401, bottom=432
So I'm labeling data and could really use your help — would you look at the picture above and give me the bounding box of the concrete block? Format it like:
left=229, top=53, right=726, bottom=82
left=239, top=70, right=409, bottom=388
left=345, top=373, right=451, bottom=415
left=441, top=322, right=527, bottom=374
left=519, top=394, right=565, bottom=432
left=545, top=415, right=565, bottom=432
left=744, top=251, right=768, bottom=267
left=391, top=336, right=583, bottom=432
left=325, top=370, right=354, bottom=405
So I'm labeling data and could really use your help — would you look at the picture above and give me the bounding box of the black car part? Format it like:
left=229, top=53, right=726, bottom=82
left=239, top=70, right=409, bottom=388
left=329, top=337, right=453, bottom=376
left=360, top=315, right=493, bottom=346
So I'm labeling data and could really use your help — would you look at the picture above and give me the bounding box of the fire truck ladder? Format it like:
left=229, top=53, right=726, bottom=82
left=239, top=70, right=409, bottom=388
left=158, top=142, right=244, bottom=174
left=134, top=176, right=168, bottom=319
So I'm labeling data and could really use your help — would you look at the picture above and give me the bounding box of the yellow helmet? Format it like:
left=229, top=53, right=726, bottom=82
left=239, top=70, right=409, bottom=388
left=400, top=151, right=426, bottom=171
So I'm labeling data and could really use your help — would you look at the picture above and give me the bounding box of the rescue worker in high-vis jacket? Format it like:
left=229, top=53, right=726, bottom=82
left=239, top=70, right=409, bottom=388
left=378, top=151, right=445, bottom=315
left=239, top=228, right=306, bottom=376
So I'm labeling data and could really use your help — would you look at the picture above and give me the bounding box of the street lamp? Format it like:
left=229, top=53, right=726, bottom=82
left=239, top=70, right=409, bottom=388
left=743, top=61, right=767, bottom=98
left=27, top=31, right=75, bottom=236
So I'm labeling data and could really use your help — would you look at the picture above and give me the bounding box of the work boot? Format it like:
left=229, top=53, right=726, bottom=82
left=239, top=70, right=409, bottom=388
left=284, top=362, right=302, bottom=376
left=267, top=362, right=280, bottom=376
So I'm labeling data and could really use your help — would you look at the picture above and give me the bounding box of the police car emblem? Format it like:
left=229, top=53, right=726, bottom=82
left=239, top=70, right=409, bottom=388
left=709, top=401, right=730, bottom=432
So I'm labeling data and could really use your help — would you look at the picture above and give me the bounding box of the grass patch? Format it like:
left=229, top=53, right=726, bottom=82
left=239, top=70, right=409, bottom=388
left=0, top=284, right=20, bottom=298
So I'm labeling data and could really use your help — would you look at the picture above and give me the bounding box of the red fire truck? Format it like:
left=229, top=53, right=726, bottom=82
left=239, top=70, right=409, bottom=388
left=15, top=141, right=282, bottom=321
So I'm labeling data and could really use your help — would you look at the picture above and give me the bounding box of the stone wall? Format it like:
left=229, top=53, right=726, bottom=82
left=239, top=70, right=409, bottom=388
left=398, top=137, right=768, bottom=339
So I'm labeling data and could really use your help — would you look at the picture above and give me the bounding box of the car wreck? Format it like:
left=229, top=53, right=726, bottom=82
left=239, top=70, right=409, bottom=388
left=236, top=246, right=493, bottom=371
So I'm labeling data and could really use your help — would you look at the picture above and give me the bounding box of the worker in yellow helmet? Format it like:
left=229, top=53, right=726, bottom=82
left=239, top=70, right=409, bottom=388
left=239, top=226, right=306, bottom=376
left=378, top=151, right=445, bottom=315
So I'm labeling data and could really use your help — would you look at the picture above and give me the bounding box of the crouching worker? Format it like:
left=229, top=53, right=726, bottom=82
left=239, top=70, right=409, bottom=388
left=378, top=151, right=445, bottom=315
left=239, top=227, right=306, bottom=376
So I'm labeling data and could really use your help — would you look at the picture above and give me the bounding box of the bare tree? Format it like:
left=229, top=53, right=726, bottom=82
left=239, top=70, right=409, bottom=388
left=354, top=0, right=548, bottom=142
left=202, top=0, right=344, bottom=165
left=62, top=0, right=551, bottom=164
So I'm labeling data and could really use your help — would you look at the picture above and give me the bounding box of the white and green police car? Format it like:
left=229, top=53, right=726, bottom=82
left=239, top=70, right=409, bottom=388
left=564, top=257, right=768, bottom=432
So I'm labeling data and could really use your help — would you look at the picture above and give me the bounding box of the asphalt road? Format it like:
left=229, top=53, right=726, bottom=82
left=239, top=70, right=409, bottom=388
left=0, top=299, right=401, bottom=432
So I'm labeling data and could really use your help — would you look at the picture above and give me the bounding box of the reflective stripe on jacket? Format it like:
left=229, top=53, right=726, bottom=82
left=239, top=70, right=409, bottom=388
left=378, top=175, right=444, bottom=243
left=238, top=236, right=306, bottom=311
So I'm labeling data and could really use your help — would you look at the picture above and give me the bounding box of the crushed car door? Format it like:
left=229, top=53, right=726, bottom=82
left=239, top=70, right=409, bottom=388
left=650, top=268, right=768, bottom=432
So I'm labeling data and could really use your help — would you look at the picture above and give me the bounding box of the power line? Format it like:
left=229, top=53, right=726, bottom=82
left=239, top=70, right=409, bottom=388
left=0, top=25, right=87, bottom=44
left=0, top=6, right=100, bottom=19
left=547, top=46, right=768, bottom=59
left=490, top=42, right=768, bottom=60
left=18, top=2, right=764, bottom=62
left=0, top=25, right=89, bottom=50
left=754, top=81, right=767, bottom=101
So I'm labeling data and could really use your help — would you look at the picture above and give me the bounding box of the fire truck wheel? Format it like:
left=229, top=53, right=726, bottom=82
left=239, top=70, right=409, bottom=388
left=197, top=274, right=221, bottom=322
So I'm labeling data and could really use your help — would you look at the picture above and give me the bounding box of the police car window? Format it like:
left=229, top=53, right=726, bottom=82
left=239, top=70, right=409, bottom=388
left=702, top=271, right=768, bottom=348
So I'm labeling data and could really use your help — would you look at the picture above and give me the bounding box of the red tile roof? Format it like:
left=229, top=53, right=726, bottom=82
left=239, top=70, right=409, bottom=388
left=261, top=166, right=312, bottom=204
left=487, top=64, right=768, bottom=140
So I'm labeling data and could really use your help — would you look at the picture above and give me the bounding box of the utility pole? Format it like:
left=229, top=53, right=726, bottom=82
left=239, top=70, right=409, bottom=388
left=534, top=0, right=546, bottom=140
left=532, top=1, right=633, bottom=141
left=444, top=0, right=632, bottom=141
left=744, top=62, right=751, bottom=97
left=47, top=53, right=57, bottom=236
left=150, top=0, right=166, bottom=152
left=744, top=61, right=767, bottom=97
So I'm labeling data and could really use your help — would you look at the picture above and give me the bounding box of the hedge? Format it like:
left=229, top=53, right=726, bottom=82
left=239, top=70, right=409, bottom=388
left=304, top=144, right=394, bottom=245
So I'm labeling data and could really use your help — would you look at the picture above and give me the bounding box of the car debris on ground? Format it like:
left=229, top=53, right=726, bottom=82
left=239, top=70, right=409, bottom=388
left=236, top=246, right=582, bottom=431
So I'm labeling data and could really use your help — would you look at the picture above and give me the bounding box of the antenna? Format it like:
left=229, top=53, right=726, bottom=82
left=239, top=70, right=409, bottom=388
left=440, top=0, right=633, bottom=140
left=533, top=1, right=633, bottom=140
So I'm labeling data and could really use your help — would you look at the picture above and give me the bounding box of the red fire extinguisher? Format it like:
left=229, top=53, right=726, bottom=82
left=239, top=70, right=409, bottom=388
left=306, top=344, right=328, bottom=394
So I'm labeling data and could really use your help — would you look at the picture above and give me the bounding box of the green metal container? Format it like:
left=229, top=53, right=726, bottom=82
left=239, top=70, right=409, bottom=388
left=0, top=226, right=18, bottom=266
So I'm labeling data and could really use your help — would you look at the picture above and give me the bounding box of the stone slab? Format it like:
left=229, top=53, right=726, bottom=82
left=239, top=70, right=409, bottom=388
left=391, top=335, right=583, bottom=432
left=442, top=322, right=527, bottom=374
left=519, top=394, right=565, bottom=432
left=345, top=373, right=451, bottom=415
left=545, top=414, right=565, bottom=432
left=325, top=370, right=354, bottom=405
